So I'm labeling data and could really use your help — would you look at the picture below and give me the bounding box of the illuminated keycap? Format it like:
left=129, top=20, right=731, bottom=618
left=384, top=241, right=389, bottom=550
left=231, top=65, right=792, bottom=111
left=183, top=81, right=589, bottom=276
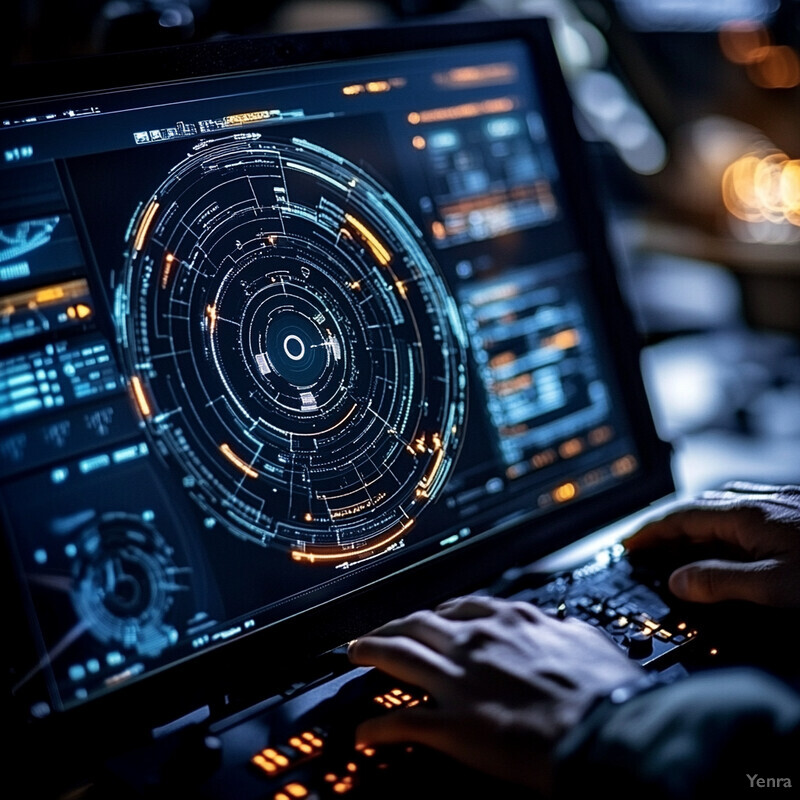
left=251, top=754, right=276, bottom=773
left=252, top=746, right=294, bottom=776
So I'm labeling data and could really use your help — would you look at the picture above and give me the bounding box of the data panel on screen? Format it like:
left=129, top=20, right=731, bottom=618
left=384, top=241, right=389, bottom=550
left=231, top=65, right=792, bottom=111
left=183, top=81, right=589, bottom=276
left=0, top=38, right=639, bottom=716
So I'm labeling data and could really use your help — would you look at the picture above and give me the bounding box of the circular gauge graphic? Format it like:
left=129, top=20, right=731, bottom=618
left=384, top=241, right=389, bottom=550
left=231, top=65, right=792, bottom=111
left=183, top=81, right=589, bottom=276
left=71, top=514, right=181, bottom=657
left=117, top=135, right=466, bottom=563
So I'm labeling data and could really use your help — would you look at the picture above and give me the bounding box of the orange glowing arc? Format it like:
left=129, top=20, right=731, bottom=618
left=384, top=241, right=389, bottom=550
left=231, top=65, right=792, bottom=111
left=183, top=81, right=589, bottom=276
left=220, top=443, right=259, bottom=478
left=130, top=376, right=152, bottom=417
left=344, top=213, right=391, bottom=266
left=134, top=200, right=159, bottom=251
left=291, top=518, right=414, bottom=563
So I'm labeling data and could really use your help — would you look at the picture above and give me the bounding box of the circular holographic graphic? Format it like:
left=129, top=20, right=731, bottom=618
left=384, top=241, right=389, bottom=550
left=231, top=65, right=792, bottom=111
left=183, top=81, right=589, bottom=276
left=70, top=515, right=180, bottom=657
left=117, top=135, right=466, bottom=563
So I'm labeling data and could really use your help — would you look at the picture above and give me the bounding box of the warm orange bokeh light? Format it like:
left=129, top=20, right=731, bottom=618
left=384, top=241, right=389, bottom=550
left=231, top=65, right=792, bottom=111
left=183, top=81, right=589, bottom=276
left=720, top=22, right=800, bottom=89
left=719, top=22, right=770, bottom=64
left=747, top=45, right=800, bottom=89
left=722, top=151, right=800, bottom=227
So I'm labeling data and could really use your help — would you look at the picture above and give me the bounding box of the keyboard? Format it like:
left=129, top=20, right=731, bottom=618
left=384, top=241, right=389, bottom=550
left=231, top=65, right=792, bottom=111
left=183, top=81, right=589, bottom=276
left=492, top=542, right=702, bottom=668
left=96, top=543, right=796, bottom=798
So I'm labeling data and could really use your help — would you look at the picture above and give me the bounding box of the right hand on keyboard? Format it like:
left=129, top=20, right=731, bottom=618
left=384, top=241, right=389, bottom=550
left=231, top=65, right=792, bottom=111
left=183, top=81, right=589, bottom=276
left=347, top=594, right=644, bottom=794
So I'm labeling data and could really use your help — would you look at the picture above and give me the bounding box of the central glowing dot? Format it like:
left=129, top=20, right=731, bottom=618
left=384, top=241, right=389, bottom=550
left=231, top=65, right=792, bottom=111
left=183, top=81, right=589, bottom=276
left=284, top=334, right=305, bottom=361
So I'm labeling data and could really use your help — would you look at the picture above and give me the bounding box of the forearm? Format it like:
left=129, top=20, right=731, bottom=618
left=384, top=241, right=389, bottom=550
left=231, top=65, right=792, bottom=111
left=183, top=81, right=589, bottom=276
left=553, top=668, right=800, bottom=799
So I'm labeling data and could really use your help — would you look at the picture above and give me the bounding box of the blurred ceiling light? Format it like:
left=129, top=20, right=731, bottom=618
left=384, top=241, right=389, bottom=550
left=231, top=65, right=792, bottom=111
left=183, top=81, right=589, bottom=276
left=718, top=21, right=770, bottom=63
left=517, top=1, right=608, bottom=72
left=688, top=116, right=763, bottom=175
left=552, top=19, right=593, bottom=71
left=722, top=150, right=800, bottom=240
left=783, top=161, right=800, bottom=226
left=746, top=45, right=800, bottom=89
left=573, top=70, right=667, bottom=175
left=617, top=0, right=778, bottom=32
left=719, top=21, right=800, bottom=88
left=514, top=0, right=664, bottom=174
left=548, top=16, right=608, bottom=72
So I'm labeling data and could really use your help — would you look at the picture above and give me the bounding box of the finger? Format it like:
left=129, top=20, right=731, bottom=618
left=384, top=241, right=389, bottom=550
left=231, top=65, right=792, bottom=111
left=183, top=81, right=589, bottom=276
left=622, top=511, right=699, bottom=551
left=435, top=594, right=547, bottom=623
left=347, top=634, right=462, bottom=689
left=720, top=481, right=786, bottom=495
left=624, top=508, right=757, bottom=553
left=696, top=492, right=795, bottom=511
left=435, top=594, right=495, bottom=618
left=696, top=490, right=766, bottom=503
left=668, top=558, right=780, bottom=605
left=363, top=609, right=460, bottom=654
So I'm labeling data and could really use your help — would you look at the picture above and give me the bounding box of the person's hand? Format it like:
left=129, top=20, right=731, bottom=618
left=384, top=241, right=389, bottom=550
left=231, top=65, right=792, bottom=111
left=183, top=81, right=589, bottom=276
left=347, top=595, right=644, bottom=793
left=625, top=482, right=800, bottom=608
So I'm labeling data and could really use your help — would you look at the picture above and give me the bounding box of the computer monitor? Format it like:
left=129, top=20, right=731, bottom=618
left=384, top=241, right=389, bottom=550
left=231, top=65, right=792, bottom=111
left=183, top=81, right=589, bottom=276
left=0, top=14, right=672, bottom=770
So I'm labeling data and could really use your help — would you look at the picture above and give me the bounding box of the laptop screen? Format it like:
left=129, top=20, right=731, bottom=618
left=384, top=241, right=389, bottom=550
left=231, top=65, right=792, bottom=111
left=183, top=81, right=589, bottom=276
left=0, top=17, right=671, bottom=740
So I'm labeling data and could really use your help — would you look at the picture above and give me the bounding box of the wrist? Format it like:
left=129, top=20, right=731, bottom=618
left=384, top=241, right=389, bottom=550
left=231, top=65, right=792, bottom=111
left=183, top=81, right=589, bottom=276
left=554, top=668, right=681, bottom=771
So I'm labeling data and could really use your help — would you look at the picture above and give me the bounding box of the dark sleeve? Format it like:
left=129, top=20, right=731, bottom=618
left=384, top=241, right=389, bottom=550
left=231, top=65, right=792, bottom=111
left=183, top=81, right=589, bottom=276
left=553, top=668, right=800, bottom=799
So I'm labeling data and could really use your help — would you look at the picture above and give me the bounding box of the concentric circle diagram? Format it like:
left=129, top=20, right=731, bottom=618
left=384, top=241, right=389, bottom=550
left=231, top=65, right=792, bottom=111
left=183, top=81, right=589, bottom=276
left=71, top=515, right=181, bottom=657
left=117, top=135, right=467, bottom=564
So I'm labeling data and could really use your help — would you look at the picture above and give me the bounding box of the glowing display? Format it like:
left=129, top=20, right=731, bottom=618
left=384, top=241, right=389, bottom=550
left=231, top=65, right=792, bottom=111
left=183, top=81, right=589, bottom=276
left=411, top=110, right=559, bottom=248
left=69, top=515, right=185, bottom=658
left=0, top=31, right=646, bottom=723
left=432, top=62, right=518, bottom=88
left=0, top=277, right=92, bottom=345
left=342, top=77, right=406, bottom=95
left=459, top=256, right=611, bottom=473
left=116, top=136, right=466, bottom=562
left=0, top=215, right=85, bottom=285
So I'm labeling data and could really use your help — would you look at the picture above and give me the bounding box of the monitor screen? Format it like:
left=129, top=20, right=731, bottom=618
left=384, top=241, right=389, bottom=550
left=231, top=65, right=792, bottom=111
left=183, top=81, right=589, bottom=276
left=0, top=17, right=671, bottom=744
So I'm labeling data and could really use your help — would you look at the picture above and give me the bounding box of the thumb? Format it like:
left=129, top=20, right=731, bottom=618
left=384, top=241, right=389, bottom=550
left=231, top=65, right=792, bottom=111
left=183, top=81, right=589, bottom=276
left=668, top=559, right=778, bottom=605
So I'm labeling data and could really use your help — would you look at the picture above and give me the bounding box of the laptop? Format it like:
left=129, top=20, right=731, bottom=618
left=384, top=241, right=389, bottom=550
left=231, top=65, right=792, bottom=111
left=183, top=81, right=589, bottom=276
left=1, top=15, right=683, bottom=796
